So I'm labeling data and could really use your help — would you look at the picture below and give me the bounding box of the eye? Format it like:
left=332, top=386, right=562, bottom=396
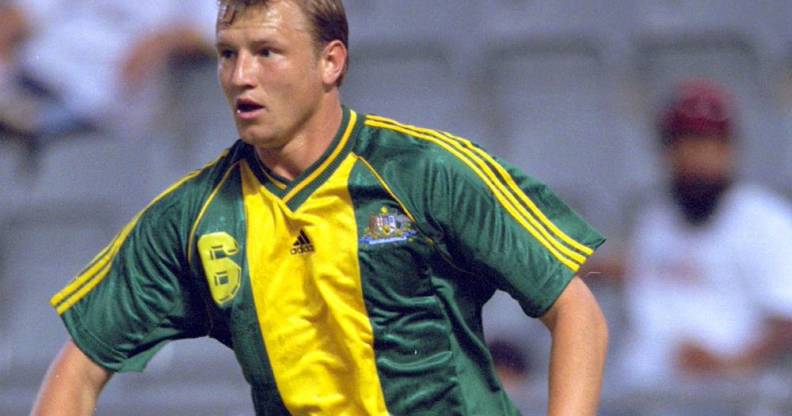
left=258, top=48, right=271, bottom=57
left=218, top=48, right=236, bottom=59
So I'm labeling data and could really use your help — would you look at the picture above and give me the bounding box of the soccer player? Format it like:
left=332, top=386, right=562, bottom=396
left=32, top=1, right=608, bottom=415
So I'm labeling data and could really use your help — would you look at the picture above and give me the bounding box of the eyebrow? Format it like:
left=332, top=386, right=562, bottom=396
left=214, top=40, right=234, bottom=52
left=215, top=37, right=280, bottom=50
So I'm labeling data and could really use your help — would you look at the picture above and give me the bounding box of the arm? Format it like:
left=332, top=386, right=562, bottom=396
left=0, top=4, right=30, bottom=63
left=677, top=316, right=792, bottom=375
left=31, top=340, right=112, bottom=416
left=120, top=26, right=214, bottom=88
left=540, top=276, right=608, bottom=416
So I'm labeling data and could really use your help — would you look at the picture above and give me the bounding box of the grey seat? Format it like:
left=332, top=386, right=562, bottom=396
left=26, top=133, right=155, bottom=221
left=345, top=0, right=476, bottom=45
left=0, top=137, right=31, bottom=215
left=479, top=39, right=625, bottom=235
left=150, top=59, right=237, bottom=192
left=0, top=200, right=118, bottom=414
left=476, top=0, right=623, bottom=40
left=344, top=42, right=485, bottom=145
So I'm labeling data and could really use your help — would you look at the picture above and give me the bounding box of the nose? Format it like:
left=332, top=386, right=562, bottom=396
left=230, top=51, right=257, bottom=89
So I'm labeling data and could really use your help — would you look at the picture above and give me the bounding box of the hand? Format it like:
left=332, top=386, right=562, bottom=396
left=120, top=27, right=211, bottom=90
left=675, top=341, right=727, bottom=374
left=0, top=5, right=30, bottom=63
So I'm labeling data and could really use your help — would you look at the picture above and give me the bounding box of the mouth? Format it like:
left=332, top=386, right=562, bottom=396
left=235, top=98, right=265, bottom=120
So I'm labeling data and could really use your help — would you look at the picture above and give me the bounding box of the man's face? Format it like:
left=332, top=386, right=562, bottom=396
left=666, top=135, right=734, bottom=225
left=667, top=135, right=733, bottom=183
left=216, top=0, right=325, bottom=149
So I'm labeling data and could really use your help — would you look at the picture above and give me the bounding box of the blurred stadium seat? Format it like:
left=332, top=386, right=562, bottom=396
left=630, top=0, right=776, bottom=43
left=783, top=52, right=792, bottom=193
left=477, top=0, right=624, bottom=40
left=345, top=0, right=475, bottom=45
left=343, top=0, right=486, bottom=145
left=478, top=39, right=624, bottom=233
left=343, top=42, right=486, bottom=145
left=25, top=134, right=153, bottom=221
left=149, top=58, right=238, bottom=192
left=0, top=201, right=117, bottom=414
left=0, top=137, right=30, bottom=213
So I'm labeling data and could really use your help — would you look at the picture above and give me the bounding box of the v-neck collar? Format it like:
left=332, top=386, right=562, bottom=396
left=244, top=106, right=360, bottom=210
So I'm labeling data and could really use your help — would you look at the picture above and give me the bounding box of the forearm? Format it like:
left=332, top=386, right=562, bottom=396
left=31, top=340, right=112, bottom=416
left=541, top=277, right=608, bottom=416
left=732, top=317, right=792, bottom=371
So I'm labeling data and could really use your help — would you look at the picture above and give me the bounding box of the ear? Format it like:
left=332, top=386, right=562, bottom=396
left=320, top=39, right=347, bottom=87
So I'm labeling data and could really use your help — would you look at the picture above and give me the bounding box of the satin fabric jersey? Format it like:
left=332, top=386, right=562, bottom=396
left=52, top=107, right=604, bottom=415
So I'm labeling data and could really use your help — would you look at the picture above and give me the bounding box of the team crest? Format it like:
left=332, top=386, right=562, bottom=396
left=361, top=207, right=417, bottom=246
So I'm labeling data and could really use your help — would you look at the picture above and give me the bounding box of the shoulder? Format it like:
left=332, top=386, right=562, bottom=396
left=724, top=182, right=792, bottom=232
left=354, top=113, right=494, bottom=183
left=137, top=141, right=246, bottom=224
left=728, top=183, right=791, bottom=216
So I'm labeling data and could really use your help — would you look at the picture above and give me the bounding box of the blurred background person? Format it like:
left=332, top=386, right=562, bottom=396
left=0, top=0, right=216, bottom=140
left=617, top=79, right=792, bottom=415
left=488, top=338, right=534, bottom=415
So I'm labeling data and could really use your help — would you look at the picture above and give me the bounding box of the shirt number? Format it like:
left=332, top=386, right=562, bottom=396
left=198, top=232, right=242, bottom=305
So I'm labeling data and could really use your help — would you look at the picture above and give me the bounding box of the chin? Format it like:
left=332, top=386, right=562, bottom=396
left=239, top=130, right=282, bottom=150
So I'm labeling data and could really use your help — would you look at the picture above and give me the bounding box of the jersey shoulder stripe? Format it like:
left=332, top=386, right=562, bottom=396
left=51, top=148, right=237, bottom=315
left=186, top=160, right=242, bottom=266
left=363, top=115, right=593, bottom=271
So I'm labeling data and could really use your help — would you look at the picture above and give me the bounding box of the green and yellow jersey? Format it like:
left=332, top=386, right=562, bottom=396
left=51, top=107, right=604, bottom=415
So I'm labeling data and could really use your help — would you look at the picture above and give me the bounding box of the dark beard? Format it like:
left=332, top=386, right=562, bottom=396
left=671, top=178, right=731, bottom=226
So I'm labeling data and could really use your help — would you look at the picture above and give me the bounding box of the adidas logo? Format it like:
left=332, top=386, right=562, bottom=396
left=290, top=229, right=315, bottom=255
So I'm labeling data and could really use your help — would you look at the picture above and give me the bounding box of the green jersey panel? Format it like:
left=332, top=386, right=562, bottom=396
left=351, top=115, right=605, bottom=415
left=359, top=115, right=604, bottom=316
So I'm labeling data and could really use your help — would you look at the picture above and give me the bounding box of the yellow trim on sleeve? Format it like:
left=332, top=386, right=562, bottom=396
left=282, top=111, right=358, bottom=203
left=53, top=224, right=135, bottom=314
left=439, top=130, right=594, bottom=256
left=51, top=151, right=230, bottom=315
left=365, top=117, right=586, bottom=271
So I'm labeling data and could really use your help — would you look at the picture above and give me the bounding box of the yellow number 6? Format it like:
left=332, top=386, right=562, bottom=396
left=198, top=232, right=242, bottom=305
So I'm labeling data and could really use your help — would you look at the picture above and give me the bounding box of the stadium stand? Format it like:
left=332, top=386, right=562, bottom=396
left=2, top=1, right=791, bottom=415
left=150, top=58, right=238, bottom=190
left=0, top=201, right=117, bottom=414
left=343, top=42, right=486, bottom=146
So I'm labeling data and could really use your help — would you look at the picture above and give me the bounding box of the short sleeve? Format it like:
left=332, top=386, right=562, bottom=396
left=49, top=197, right=209, bottom=372
left=431, top=149, right=605, bottom=317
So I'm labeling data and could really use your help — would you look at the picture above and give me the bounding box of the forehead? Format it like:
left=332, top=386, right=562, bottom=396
left=216, top=1, right=309, bottom=35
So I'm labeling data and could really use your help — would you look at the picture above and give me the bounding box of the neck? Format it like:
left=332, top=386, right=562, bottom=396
left=256, top=96, right=343, bottom=181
